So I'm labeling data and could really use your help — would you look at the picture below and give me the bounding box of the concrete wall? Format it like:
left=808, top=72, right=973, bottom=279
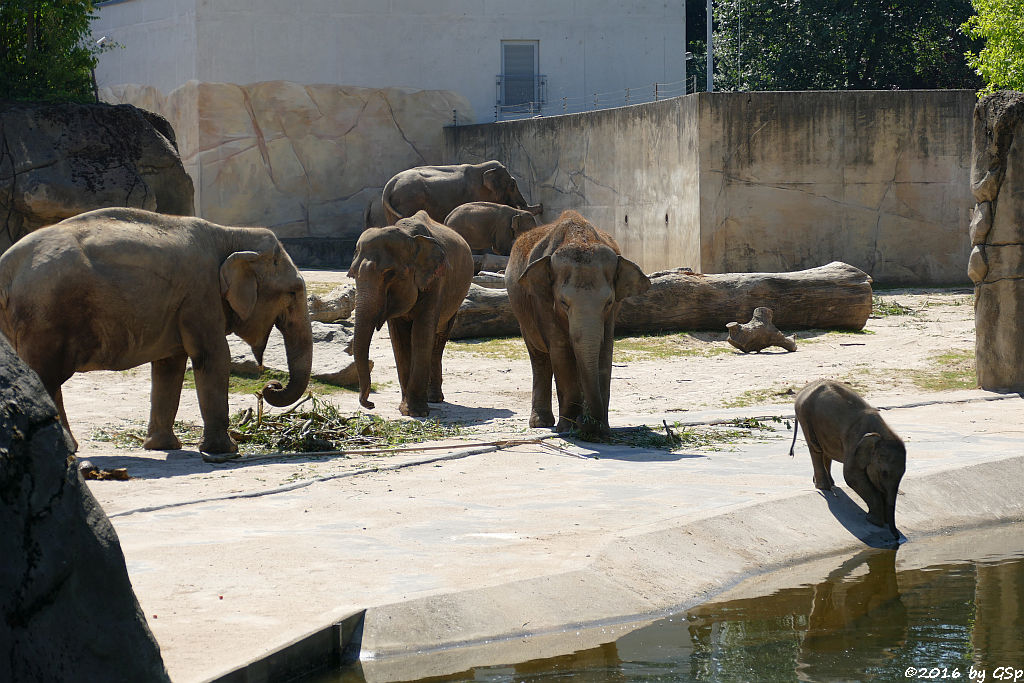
left=92, top=0, right=686, bottom=127
left=446, top=90, right=976, bottom=285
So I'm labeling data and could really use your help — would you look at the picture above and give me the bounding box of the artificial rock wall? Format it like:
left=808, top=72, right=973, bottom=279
left=446, top=90, right=976, bottom=285
left=969, top=90, right=1024, bottom=391
left=102, top=81, right=472, bottom=249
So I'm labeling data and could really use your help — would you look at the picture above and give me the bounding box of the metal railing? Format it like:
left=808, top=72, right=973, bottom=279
left=491, top=76, right=698, bottom=122
left=496, top=74, right=548, bottom=111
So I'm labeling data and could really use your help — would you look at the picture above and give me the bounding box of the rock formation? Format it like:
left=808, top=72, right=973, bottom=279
left=0, top=334, right=170, bottom=682
left=0, top=101, right=193, bottom=252
left=969, top=91, right=1024, bottom=391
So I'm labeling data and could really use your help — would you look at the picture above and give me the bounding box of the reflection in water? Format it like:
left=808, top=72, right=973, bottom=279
left=327, top=541, right=1024, bottom=682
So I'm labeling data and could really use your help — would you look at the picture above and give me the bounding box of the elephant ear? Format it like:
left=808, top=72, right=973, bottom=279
left=220, top=251, right=260, bottom=320
left=412, top=234, right=448, bottom=290
left=482, top=167, right=502, bottom=194
left=519, top=254, right=553, bottom=298
left=615, top=256, right=652, bottom=301
left=855, top=432, right=882, bottom=460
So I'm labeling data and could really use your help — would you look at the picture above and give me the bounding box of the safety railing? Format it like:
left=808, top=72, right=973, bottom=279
left=491, top=76, right=697, bottom=122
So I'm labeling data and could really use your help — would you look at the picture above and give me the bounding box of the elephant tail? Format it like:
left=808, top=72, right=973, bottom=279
left=789, top=417, right=800, bottom=457
left=381, top=176, right=403, bottom=225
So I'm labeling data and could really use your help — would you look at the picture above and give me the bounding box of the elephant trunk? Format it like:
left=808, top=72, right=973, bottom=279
left=570, top=314, right=609, bottom=440
left=262, top=297, right=313, bottom=407
left=352, top=292, right=380, bottom=409
left=883, top=483, right=901, bottom=541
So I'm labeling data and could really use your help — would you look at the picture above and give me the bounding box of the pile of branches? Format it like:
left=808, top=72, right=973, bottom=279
left=230, top=393, right=461, bottom=454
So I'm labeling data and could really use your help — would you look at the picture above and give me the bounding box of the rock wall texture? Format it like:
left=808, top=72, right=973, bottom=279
left=969, top=90, right=1024, bottom=391
left=446, top=90, right=976, bottom=286
left=0, top=334, right=170, bottom=682
left=0, top=101, right=194, bottom=253
left=102, top=81, right=473, bottom=247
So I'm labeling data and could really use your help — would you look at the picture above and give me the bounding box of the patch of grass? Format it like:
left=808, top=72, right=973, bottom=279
left=449, top=337, right=529, bottom=360
left=570, top=417, right=785, bottom=452
left=183, top=368, right=356, bottom=395
left=305, top=282, right=346, bottom=298
left=908, top=349, right=976, bottom=391
left=872, top=296, right=916, bottom=316
left=91, top=421, right=203, bottom=448
left=722, top=385, right=800, bottom=408
left=613, top=333, right=733, bottom=361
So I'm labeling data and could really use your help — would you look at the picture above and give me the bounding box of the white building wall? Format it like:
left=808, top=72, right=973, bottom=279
left=93, top=0, right=686, bottom=123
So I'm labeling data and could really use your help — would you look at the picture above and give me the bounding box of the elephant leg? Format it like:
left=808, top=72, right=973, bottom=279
left=428, top=316, right=456, bottom=403
left=388, top=318, right=413, bottom=407
left=183, top=331, right=236, bottom=455
left=549, top=342, right=583, bottom=432
left=808, top=441, right=835, bottom=491
left=52, top=387, right=79, bottom=452
left=144, top=353, right=187, bottom=450
left=524, top=339, right=555, bottom=428
left=844, top=463, right=886, bottom=527
left=402, top=311, right=436, bottom=417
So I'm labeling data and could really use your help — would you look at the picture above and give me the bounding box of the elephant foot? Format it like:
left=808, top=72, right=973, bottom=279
left=529, top=410, right=555, bottom=428
left=865, top=512, right=885, bottom=528
left=555, top=417, right=576, bottom=433
left=400, top=401, right=430, bottom=418
left=144, top=431, right=182, bottom=451
left=813, top=476, right=835, bottom=491
left=199, top=431, right=238, bottom=455
left=428, top=389, right=444, bottom=403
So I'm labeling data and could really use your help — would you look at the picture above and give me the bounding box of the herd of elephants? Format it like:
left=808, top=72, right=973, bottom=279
left=0, top=159, right=905, bottom=541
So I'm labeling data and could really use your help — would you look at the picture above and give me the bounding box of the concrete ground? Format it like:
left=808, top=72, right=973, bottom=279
left=83, top=390, right=1024, bottom=682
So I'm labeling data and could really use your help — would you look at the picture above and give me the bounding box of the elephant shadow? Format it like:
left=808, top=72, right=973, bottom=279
left=427, top=403, right=516, bottom=425
left=820, top=487, right=904, bottom=548
left=562, top=427, right=709, bottom=463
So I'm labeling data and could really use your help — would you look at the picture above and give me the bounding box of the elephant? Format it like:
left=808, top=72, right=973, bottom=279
left=349, top=210, right=474, bottom=417
left=505, top=210, right=651, bottom=441
left=444, top=201, right=539, bottom=255
left=790, top=379, right=906, bottom=540
left=381, top=160, right=542, bottom=225
left=0, top=207, right=312, bottom=455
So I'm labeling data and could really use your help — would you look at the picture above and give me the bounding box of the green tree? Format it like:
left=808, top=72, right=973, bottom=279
left=963, top=0, right=1024, bottom=95
left=705, top=0, right=981, bottom=92
left=0, top=1, right=107, bottom=102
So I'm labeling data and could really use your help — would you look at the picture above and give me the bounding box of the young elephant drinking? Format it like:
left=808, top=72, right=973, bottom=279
left=505, top=210, right=650, bottom=441
left=790, top=379, right=907, bottom=540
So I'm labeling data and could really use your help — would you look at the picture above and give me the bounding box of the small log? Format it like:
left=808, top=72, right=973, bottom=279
left=450, top=261, right=872, bottom=340
left=727, top=307, right=797, bottom=353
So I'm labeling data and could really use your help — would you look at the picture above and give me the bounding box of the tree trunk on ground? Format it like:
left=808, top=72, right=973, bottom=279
left=450, top=261, right=873, bottom=339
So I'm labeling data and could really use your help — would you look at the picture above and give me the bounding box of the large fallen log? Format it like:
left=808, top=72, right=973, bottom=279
left=450, top=261, right=872, bottom=339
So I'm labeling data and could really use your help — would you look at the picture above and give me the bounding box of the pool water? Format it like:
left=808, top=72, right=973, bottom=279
left=332, top=526, right=1024, bottom=682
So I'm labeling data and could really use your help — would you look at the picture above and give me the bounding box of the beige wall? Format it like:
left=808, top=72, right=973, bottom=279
left=103, top=81, right=471, bottom=241
left=446, top=90, right=975, bottom=285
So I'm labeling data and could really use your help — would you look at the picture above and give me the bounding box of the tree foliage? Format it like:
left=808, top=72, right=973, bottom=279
left=962, top=0, right=1024, bottom=95
left=700, top=0, right=982, bottom=92
left=0, top=1, right=106, bottom=102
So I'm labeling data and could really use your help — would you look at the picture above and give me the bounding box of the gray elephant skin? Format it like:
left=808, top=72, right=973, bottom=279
left=790, top=379, right=906, bottom=540
left=349, top=210, right=474, bottom=417
left=382, top=160, right=541, bottom=225
left=444, top=201, right=539, bottom=255
left=506, top=210, right=651, bottom=441
left=0, top=207, right=312, bottom=455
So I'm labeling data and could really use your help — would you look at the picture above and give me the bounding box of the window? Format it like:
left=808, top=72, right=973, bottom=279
left=500, top=41, right=541, bottom=107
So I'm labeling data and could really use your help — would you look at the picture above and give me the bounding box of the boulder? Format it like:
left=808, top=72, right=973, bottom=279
left=970, top=91, right=1024, bottom=391
left=0, top=101, right=193, bottom=252
left=0, top=334, right=170, bottom=682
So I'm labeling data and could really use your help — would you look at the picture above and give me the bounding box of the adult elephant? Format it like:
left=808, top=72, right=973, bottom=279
left=382, top=160, right=542, bottom=225
left=444, top=201, right=539, bottom=255
left=506, top=210, right=650, bottom=441
left=349, top=211, right=474, bottom=417
left=0, top=207, right=312, bottom=455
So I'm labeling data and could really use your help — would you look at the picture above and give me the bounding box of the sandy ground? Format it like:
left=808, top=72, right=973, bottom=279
left=63, top=271, right=976, bottom=455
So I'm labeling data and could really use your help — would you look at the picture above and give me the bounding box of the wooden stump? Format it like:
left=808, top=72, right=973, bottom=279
left=726, top=307, right=798, bottom=353
left=450, top=261, right=872, bottom=340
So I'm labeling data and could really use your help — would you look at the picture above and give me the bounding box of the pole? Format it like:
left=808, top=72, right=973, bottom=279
left=706, top=0, right=713, bottom=92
